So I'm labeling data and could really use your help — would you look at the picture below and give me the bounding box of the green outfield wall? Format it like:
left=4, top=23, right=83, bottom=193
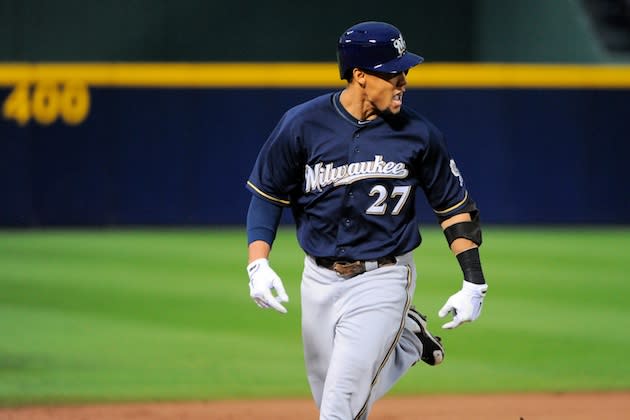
left=0, top=0, right=608, bottom=63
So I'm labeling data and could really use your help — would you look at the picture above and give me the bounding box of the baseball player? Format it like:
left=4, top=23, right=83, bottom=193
left=245, top=21, right=488, bottom=420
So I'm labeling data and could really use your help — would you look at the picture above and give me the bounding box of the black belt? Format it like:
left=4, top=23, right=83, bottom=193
left=314, top=256, right=397, bottom=277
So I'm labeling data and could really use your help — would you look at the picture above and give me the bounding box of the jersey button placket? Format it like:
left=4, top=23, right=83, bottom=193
left=337, top=129, right=361, bottom=255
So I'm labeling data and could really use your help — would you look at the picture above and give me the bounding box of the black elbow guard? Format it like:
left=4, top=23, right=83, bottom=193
left=443, top=212, right=483, bottom=247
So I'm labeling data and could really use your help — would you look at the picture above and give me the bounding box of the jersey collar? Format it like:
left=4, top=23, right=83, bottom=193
left=332, top=91, right=383, bottom=128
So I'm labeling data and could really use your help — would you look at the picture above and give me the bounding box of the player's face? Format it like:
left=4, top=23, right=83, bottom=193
left=364, top=70, right=408, bottom=115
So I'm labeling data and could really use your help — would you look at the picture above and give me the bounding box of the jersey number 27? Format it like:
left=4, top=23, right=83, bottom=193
left=366, top=185, right=412, bottom=216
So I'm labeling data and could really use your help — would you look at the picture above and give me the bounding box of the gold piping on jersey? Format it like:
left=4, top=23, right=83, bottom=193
left=433, top=190, right=468, bottom=215
left=354, top=264, right=414, bottom=420
left=246, top=181, right=291, bottom=206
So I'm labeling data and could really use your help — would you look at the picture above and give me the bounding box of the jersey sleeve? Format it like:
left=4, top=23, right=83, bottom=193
left=416, top=123, right=470, bottom=219
left=246, top=111, right=304, bottom=206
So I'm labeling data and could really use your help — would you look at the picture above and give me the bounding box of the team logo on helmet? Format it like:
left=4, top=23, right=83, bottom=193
left=392, top=35, right=407, bottom=57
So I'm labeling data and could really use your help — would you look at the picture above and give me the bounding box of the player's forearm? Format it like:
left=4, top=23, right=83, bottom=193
left=246, top=195, right=283, bottom=263
left=440, top=212, right=486, bottom=285
left=439, top=213, right=476, bottom=255
left=248, top=240, right=272, bottom=264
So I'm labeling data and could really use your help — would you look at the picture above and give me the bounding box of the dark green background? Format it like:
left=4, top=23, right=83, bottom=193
left=0, top=0, right=606, bottom=62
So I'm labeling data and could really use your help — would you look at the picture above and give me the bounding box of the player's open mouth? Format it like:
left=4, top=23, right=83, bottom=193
left=392, top=93, right=403, bottom=106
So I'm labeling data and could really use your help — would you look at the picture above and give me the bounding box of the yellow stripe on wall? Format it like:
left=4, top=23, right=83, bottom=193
left=1, top=62, right=630, bottom=88
left=0, top=63, right=343, bottom=88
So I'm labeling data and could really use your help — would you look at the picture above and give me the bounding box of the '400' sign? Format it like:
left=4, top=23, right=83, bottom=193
left=2, top=81, right=90, bottom=126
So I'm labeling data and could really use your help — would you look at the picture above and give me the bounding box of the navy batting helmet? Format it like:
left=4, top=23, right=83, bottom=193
left=337, top=21, right=423, bottom=80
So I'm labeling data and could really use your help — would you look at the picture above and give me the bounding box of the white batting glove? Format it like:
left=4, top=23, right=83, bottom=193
left=246, top=258, right=289, bottom=314
left=438, top=280, right=488, bottom=329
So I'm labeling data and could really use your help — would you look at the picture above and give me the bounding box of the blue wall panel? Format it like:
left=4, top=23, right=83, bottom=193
left=1, top=87, right=628, bottom=226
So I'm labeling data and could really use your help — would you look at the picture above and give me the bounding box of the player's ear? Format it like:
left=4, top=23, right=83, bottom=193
left=353, top=68, right=367, bottom=87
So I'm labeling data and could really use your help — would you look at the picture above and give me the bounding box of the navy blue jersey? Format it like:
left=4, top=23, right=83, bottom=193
left=247, top=91, right=470, bottom=260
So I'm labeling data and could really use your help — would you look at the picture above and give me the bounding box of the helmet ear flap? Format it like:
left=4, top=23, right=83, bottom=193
left=337, top=50, right=349, bottom=80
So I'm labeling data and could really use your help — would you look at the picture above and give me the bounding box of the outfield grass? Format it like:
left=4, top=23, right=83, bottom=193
left=0, top=227, right=629, bottom=405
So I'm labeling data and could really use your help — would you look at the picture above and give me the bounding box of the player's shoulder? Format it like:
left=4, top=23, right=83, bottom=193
left=268, top=93, right=335, bottom=140
left=283, top=92, right=335, bottom=122
left=389, top=106, right=444, bottom=142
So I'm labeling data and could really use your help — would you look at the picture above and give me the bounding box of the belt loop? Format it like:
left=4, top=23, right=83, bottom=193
left=364, top=260, right=378, bottom=271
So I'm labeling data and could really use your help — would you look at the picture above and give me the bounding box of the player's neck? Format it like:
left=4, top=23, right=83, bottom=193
left=340, top=87, right=379, bottom=122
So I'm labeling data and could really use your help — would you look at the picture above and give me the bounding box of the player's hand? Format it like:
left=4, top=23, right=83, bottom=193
left=246, top=258, right=289, bottom=314
left=438, top=280, right=488, bottom=329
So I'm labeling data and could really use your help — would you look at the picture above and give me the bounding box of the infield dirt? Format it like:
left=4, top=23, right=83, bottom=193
left=1, top=391, right=628, bottom=420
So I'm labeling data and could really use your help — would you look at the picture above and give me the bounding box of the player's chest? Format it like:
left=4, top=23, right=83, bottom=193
left=301, top=130, right=420, bottom=194
left=303, top=128, right=420, bottom=168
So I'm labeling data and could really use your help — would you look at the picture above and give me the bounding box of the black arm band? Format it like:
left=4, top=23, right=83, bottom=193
left=456, top=247, right=486, bottom=285
left=436, top=196, right=479, bottom=224
left=443, top=217, right=482, bottom=247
